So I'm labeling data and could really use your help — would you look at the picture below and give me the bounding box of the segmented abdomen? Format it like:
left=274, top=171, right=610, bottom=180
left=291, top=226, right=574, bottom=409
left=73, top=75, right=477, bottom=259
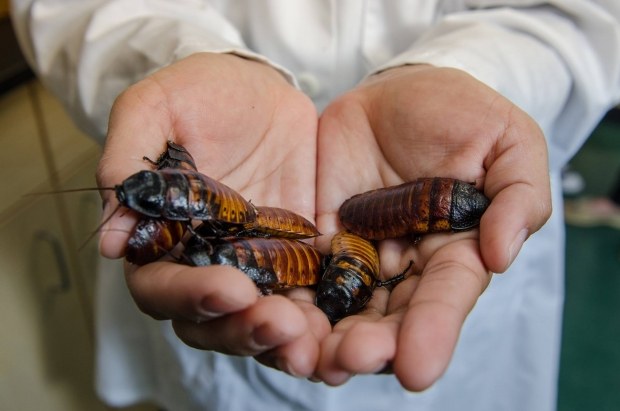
left=249, top=206, right=320, bottom=238
left=338, top=177, right=489, bottom=240
left=328, top=230, right=379, bottom=287
left=126, top=218, right=187, bottom=265
left=185, top=237, right=322, bottom=290
left=117, top=169, right=257, bottom=223
left=315, top=231, right=380, bottom=323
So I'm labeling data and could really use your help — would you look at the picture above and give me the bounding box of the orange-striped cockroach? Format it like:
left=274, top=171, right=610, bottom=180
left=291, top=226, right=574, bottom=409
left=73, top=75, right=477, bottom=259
left=182, top=236, right=323, bottom=293
left=116, top=168, right=258, bottom=264
left=338, top=177, right=490, bottom=240
left=251, top=206, right=321, bottom=238
left=315, top=231, right=410, bottom=323
left=113, top=168, right=257, bottom=223
left=192, top=206, right=320, bottom=240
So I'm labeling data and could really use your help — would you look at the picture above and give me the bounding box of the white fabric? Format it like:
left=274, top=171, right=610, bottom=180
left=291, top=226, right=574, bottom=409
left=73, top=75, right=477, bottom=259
left=10, top=1, right=620, bottom=410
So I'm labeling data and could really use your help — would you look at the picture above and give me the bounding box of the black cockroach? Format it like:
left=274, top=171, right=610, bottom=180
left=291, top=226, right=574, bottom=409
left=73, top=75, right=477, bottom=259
left=192, top=206, right=320, bottom=240
left=338, top=177, right=490, bottom=240
left=76, top=142, right=254, bottom=265
left=315, top=231, right=410, bottom=323
left=182, top=236, right=323, bottom=293
left=125, top=141, right=198, bottom=265
left=143, top=140, right=198, bottom=171
left=114, top=168, right=257, bottom=224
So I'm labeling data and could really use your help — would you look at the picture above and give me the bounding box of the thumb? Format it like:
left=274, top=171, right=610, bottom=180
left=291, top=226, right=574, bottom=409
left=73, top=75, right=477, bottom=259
left=480, top=110, right=552, bottom=273
left=96, top=84, right=172, bottom=259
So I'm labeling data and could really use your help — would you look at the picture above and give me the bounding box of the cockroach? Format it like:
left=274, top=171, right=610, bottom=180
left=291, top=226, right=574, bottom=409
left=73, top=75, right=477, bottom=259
left=251, top=206, right=321, bottom=238
left=114, top=168, right=257, bottom=224
left=125, top=217, right=187, bottom=265
left=125, top=141, right=198, bottom=265
left=182, top=236, right=323, bottom=293
left=192, top=206, right=320, bottom=239
left=338, top=177, right=490, bottom=240
left=315, top=231, right=410, bottom=323
left=143, top=140, right=198, bottom=171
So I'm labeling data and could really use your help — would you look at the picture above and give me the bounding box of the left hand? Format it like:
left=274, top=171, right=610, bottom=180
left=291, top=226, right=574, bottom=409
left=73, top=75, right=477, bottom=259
left=313, top=65, right=552, bottom=390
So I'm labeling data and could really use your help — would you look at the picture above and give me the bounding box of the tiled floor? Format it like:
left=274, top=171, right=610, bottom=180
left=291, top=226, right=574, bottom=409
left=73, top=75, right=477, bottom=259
left=1, top=78, right=618, bottom=410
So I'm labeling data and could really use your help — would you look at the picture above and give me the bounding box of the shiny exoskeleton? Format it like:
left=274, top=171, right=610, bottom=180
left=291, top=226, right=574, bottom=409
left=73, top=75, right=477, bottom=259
left=125, top=141, right=198, bottom=265
left=338, top=177, right=490, bottom=240
left=115, top=168, right=257, bottom=224
left=183, top=236, right=323, bottom=293
left=126, top=218, right=187, bottom=264
left=315, top=231, right=409, bottom=323
left=193, top=206, right=320, bottom=240
left=252, top=206, right=321, bottom=238
left=122, top=142, right=322, bottom=265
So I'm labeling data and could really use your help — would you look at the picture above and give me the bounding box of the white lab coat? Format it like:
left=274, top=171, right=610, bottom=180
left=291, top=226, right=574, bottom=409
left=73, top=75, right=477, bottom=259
left=11, top=1, right=620, bottom=410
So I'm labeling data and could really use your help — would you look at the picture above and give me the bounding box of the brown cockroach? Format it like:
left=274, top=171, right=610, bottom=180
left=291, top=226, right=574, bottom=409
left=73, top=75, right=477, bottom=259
left=125, top=218, right=187, bottom=265
left=114, top=168, right=257, bottom=224
left=192, top=206, right=320, bottom=240
left=182, top=236, right=323, bottom=293
left=116, top=142, right=320, bottom=265
left=315, top=231, right=410, bottom=323
left=251, top=206, right=321, bottom=238
left=143, top=140, right=198, bottom=171
left=338, top=177, right=490, bottom=240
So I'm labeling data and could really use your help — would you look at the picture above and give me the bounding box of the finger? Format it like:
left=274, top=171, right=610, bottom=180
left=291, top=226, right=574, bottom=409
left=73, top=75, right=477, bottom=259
left=97, top=80, right=173, bottom=258
left=481, top=109, right=552, bottom=273
left=98, top=204, right=140, bottom=259
left=126, top=262, right=258, bottom=321
left=315, top=326, right=355, bottom=386
left=171, top=294, right=308, bottom=357
left=393, top=237, right=492, bottom=391
left=254, top=301, right=330, bottom=377
left=335, top=319, right=399, bottom=374
left=480, top=180, right=550, bottom=273
left=314, top=296, right=398, bottom=385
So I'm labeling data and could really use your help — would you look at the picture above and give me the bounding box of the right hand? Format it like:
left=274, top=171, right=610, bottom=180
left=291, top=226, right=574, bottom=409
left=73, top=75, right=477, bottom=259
left=96, top=53, right=331, bottom=377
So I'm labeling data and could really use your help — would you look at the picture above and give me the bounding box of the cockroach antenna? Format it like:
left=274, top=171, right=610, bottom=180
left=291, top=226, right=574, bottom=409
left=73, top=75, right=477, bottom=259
left=78, top=203, right=123, bottom=251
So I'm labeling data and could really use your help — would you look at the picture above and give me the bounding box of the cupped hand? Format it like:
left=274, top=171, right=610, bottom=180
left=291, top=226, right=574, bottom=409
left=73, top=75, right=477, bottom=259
left=96, top=52, right=330, bottom=377
left=314, top=65, right=552, bottom=390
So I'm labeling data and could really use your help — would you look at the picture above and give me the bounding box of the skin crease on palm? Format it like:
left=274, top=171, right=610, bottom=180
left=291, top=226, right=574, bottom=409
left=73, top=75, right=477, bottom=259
left=96, top=53, right=551, bottom=392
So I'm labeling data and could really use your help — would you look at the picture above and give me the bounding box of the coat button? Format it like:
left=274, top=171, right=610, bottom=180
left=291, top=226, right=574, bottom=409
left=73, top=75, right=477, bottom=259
left=297, top=72, right=322, bottom=98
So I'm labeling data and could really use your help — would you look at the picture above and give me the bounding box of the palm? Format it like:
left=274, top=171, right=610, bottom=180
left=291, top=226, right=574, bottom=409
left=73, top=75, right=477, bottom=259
left=314, top=66, right=550, bottom=389
left=98, top=53, right=328, bottom=376
left=99, top=53, right=318, bottom=245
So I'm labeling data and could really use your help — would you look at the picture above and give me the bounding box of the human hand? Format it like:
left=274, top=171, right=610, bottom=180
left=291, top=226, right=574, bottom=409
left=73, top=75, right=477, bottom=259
left=314, top=65, right=551, bottom=389
left=97, top=53, right=330, bottom=376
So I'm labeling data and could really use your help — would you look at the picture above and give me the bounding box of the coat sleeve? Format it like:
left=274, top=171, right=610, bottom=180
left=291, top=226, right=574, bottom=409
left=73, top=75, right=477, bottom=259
left=9, top=0, right=294, bottom=142
left=375, top=1, right=620, bottom=168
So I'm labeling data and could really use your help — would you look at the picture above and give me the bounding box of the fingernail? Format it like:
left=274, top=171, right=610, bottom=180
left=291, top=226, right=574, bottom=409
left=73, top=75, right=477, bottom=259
left=198, top=298, right=225, bottom=321
left=275, top=357, right=303, bottom=378
left=249, top=324, right=276, bottom=351
left=505, top=228, right=528, bottom=271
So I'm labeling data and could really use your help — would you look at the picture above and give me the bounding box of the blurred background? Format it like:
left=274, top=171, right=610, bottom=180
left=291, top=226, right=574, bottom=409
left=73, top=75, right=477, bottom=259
left=0, top=2, right=618, bottom=410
